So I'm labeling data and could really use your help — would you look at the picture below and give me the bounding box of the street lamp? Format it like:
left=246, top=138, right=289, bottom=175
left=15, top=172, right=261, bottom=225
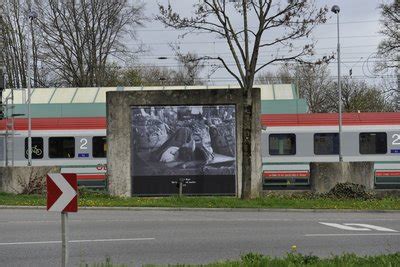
left=331, top=5, right=342, bottom=162
left=27, top=10, right=37, bottom=166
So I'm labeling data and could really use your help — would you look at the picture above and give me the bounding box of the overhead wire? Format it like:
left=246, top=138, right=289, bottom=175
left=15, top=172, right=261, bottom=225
left=135, top=19, right=379, bottom=32
left=126, top=34, right=383, bottom=46
left=122, top=19, right=388, bottom=84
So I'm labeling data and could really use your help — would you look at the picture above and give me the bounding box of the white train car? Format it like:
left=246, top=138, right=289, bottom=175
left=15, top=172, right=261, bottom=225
left=0, top=118, right=107, bottom=188
left=261, top=113, right=400, bottom=189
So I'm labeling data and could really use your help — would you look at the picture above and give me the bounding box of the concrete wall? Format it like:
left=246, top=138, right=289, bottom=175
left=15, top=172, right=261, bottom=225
left=0, top=166, right=60, bottom=194
left=106, top=89, right=262, bottom=197
left=310, top=162, right=374, bottom=193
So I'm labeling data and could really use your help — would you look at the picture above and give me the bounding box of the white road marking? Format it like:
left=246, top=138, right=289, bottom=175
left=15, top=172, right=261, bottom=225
left=319, top=222, right=371, bottom=231
left=69, top=238, right=155, bottom=243
left=0, top=220, right=60, bottom=224
left=344, top=223, right=398, bottom=232
left=0, top=238, right=155, bottom=246
left=306, top=233, right=400, bottom=237
left=0, top=241, right=60, bottom=246
left=319, top=222, right=398, bottom=232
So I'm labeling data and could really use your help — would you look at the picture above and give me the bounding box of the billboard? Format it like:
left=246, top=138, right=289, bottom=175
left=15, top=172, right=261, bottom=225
left=131, top=105, right=236, bottom=195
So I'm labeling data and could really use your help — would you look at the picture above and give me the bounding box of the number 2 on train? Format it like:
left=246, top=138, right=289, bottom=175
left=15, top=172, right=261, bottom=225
left=392, top=134, right=400, bottom=145
left=80, top=138, right=88, bottom=149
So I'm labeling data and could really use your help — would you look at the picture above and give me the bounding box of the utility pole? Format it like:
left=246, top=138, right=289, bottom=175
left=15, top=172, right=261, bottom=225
left=0, top=0, right=5, bottom=102
left=331, top=5, right=342, bottom=162
left=26, top=9, right=37, bottom=166
left=397, top=70, right=400, bottom=110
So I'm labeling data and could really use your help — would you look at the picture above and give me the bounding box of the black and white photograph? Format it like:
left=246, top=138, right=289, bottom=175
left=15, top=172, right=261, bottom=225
left=131, top=105, right=236, bottom=176
left=131, top=105, right=237, bottom=195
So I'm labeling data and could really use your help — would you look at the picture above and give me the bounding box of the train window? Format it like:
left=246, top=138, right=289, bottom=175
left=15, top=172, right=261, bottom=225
left=93, top=136, right=107, bottom=158
left=269, top=134, right=296, bottom=155
left=49, top=137, right=75, bottom=158
left=314, top=133, right=339, bottom=155
left=359, top=132, right=387, bottom=154
left=24, top=137, right=44, bottom=159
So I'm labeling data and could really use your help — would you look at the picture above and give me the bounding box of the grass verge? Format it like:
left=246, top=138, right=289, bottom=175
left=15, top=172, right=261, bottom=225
left=82, top=252, right=400, bottom=267
left=0, top=191, right=400, bottom=210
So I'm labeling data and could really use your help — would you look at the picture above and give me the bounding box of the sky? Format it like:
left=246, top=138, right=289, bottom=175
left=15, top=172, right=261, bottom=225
left=127, top=0, right=394, bottom=86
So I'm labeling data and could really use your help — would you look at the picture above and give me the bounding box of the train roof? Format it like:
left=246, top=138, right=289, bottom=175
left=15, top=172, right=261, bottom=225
left=261, top=113, right=400, bottom=126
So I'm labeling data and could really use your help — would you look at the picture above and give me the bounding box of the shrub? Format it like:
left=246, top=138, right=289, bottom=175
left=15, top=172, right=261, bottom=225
left=326, top=182, right=375, bottom=199
left=17, top=169, right=46, bottom=195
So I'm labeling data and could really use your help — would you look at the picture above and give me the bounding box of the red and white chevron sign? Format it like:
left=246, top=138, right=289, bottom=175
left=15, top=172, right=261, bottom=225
left=47, top=173, right=78, bottom=212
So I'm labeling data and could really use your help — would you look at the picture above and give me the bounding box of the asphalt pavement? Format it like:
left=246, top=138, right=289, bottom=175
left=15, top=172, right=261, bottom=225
left=0, top=208, right=399, bottom=266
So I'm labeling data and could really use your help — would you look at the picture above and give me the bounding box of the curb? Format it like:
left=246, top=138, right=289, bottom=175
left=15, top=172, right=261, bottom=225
left=0, top=205, right=399, bottom=213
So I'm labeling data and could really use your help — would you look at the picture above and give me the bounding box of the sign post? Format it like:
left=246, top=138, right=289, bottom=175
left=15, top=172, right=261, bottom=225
left=61, top=212, right=68, bottom=267
left=47, top=173, right=78, bottom=267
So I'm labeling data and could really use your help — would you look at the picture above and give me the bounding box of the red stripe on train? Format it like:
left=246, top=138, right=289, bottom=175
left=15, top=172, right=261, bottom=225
left=77, top=174, right=106, bottom=180
left=261, top=112, right=400, bottom=126
left=1, top=112, right=400, bottom=130
left=0, top=117, right=106, bottom=130
left=375, top=171, right=400, bottom=177
left=263, top=171, right=310, bottom=177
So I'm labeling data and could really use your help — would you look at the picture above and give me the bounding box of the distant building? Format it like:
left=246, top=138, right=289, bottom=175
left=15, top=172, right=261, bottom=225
left=1, top=84, right=307, bottom=118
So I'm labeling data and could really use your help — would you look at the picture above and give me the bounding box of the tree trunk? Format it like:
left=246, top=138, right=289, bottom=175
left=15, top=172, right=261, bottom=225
left=241, top=85, right=262, bottom=199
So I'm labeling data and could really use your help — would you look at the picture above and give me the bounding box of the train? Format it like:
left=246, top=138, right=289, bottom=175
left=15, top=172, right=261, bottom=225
left=0, top=117, right=107, bottom=188
left=1, top=112, right=399, bottom=190
left=261, top=113, right=400, bottom=189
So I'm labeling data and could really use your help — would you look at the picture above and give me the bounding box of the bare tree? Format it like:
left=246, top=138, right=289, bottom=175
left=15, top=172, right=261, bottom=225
left=325, top=77, right=393, bottom=113
left=105, top=51, right=206, bottom=87
left=1, top=0, right=49, bottom=88
left=391, top=88, right=400, bottom=111
left=174, top=51, right=205, bottom=85
left=393, top=90, right=400, bottom=110
left=2, top=0, right=30, bottom=88
left=293, top=63, right=333, bottom=113
left=376, top=0, right=399, bottom=105
left=256, top=65, right=292, bottom=84
left=134, top=65, right=176, bottom=86
left=118, top=67, right=142, bottom=86
left=257, top=64, right=393, bottom=113
left=157, top=0, right=329, bottom=198
left=34, top=0, right=145, bottom=87
left=376, top=0, right=399, bottom=72
left=0, top=2, right=3, bottom=101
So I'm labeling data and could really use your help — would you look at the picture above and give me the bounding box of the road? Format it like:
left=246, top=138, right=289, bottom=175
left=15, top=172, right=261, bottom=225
left=0, top=208, right=399, bottom=266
